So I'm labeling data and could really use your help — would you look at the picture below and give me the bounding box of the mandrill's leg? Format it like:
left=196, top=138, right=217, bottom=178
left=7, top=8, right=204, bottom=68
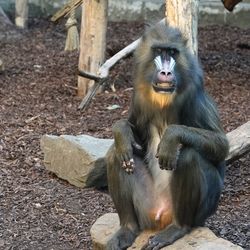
left=106, top=148, right=140, bottom=250
left=143, top=148, right=224, bottom=250
left=107, top=148, right=162, bottom=249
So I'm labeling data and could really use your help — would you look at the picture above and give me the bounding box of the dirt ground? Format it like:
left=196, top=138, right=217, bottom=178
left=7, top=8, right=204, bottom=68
left=0, top=18, right=249, bottom=250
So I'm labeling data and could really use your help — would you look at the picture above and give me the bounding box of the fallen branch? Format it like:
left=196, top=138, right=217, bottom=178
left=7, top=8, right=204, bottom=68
left=77, top=38, right=140, bottom=110
left=226, top=121, right=250, bottom=164
left=97, top=39, right=140, bottom=79
left=51, top=0, right=83, bottom=22
left=77, top=77, right=108, bottom=110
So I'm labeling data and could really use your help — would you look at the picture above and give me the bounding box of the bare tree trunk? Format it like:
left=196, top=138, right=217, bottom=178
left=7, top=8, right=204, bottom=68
left=77, top=0, right=108, bottom=97
left=165, top=0, right=199, bottom=55
left=15, top=0, right=29, bottom=28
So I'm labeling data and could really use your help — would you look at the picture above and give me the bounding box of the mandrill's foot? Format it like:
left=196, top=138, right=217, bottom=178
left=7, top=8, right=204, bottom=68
left=107, top=227, right=138, bottom=250
left=141, top=224, right=189, bottom=250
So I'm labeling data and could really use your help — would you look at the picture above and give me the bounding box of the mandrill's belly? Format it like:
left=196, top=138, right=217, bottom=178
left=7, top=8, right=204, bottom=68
left=132, top=155, right=173, bottom=230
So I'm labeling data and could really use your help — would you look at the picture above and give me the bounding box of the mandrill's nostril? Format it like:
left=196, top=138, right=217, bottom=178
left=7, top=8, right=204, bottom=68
left=160, top=70, right=172, bottom=76
left=158, top=70, right=174, bottom=83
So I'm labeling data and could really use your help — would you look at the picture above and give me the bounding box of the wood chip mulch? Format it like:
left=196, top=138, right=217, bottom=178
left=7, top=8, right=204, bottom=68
left=0, top=19, right=249, bottom=249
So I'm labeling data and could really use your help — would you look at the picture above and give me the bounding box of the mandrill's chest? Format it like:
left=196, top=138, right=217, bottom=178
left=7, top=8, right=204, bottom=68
left=136, top=83, right=176, bottom=110
left=148, top=122, right=167, bottom=151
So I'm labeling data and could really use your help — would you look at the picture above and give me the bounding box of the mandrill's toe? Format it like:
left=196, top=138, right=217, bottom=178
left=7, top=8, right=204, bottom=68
left=142, top=235, right=168, bottom=250
left=142, top=224, right=190, bottom=250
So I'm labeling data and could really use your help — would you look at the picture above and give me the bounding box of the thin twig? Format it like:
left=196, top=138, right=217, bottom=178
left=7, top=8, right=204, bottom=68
left=78, top=70, right=104, bottom=82
left=77, top=78, right=108, bottom=110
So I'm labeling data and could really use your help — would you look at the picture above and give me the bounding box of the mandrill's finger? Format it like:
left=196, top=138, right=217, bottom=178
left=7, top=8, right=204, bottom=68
left=141, top=237, right=158, bottom=250
left=125, top=151, right=133, bottom=162
left=158, top=156, right=164, bottom=169
left=126, top=167, right=134, bottom=174
left=159, top=163, right=164, bottom=170
left=122, top=161, right=127, bottom=169
left=125, top=165, right=134, bottom=174
left=126, top=158, right=135, bottom=169
left=158, top=157, right=163, bottom=167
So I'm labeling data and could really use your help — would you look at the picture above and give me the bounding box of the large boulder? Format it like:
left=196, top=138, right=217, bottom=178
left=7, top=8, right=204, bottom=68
left=91, top=213, right=243, bottom=250
left=40, top=134, right=113, bottom=187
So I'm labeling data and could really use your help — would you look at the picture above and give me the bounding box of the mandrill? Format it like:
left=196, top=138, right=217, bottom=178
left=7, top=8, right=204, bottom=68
left=90, top=22, right=229, bottom=250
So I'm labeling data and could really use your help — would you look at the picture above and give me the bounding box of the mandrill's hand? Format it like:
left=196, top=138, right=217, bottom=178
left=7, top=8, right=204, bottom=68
left=115, top=137, right=135, bottom=174
left=156, top=126, right=182, bottom=171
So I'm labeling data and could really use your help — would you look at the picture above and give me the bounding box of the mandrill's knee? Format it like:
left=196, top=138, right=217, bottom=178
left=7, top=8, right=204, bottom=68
left=177, top=147, right=200, bottom=168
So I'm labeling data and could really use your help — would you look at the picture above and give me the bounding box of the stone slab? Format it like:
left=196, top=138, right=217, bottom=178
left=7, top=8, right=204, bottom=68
left=91, top=213, right=243, bottom=250
left=40, top=134, right=113, bottom=187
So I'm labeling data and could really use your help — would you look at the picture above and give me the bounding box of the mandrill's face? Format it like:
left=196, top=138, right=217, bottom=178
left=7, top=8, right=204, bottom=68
left=151, top=45, right=179, bottom=94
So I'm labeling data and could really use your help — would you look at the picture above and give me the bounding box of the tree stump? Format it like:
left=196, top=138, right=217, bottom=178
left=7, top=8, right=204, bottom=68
left=77, top=0, right=108, bottom=97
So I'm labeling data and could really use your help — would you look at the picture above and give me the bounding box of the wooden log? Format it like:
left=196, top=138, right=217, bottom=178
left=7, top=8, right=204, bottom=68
left=15, top=0, right=29, bottom=28
left=77, top=0, right=108, bottom=97
left=226, top=121, right=250, bottom=164
left=165, top=0, right=199, bottom=55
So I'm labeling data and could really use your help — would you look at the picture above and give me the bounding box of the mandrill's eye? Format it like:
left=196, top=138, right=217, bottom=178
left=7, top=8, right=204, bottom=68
left=155, top=48, right=162, bottom=55
left=168, top=48, right=178, bottom=57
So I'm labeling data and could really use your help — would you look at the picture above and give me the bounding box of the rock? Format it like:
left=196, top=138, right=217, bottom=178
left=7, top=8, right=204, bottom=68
left=40, top=134, right=113, bottom=187
left=91, top=213, right=243, bottom=250
left=90, top=213, right=120, bottom=250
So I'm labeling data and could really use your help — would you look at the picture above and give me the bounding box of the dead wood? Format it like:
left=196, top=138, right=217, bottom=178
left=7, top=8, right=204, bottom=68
left=226, top=121, right=250, bottom=164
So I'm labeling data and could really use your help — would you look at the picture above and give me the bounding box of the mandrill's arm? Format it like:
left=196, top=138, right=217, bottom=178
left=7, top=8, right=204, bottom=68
left=112, top=119, right=137, bottom=173
left=157, top=125, right=229, bottom=170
